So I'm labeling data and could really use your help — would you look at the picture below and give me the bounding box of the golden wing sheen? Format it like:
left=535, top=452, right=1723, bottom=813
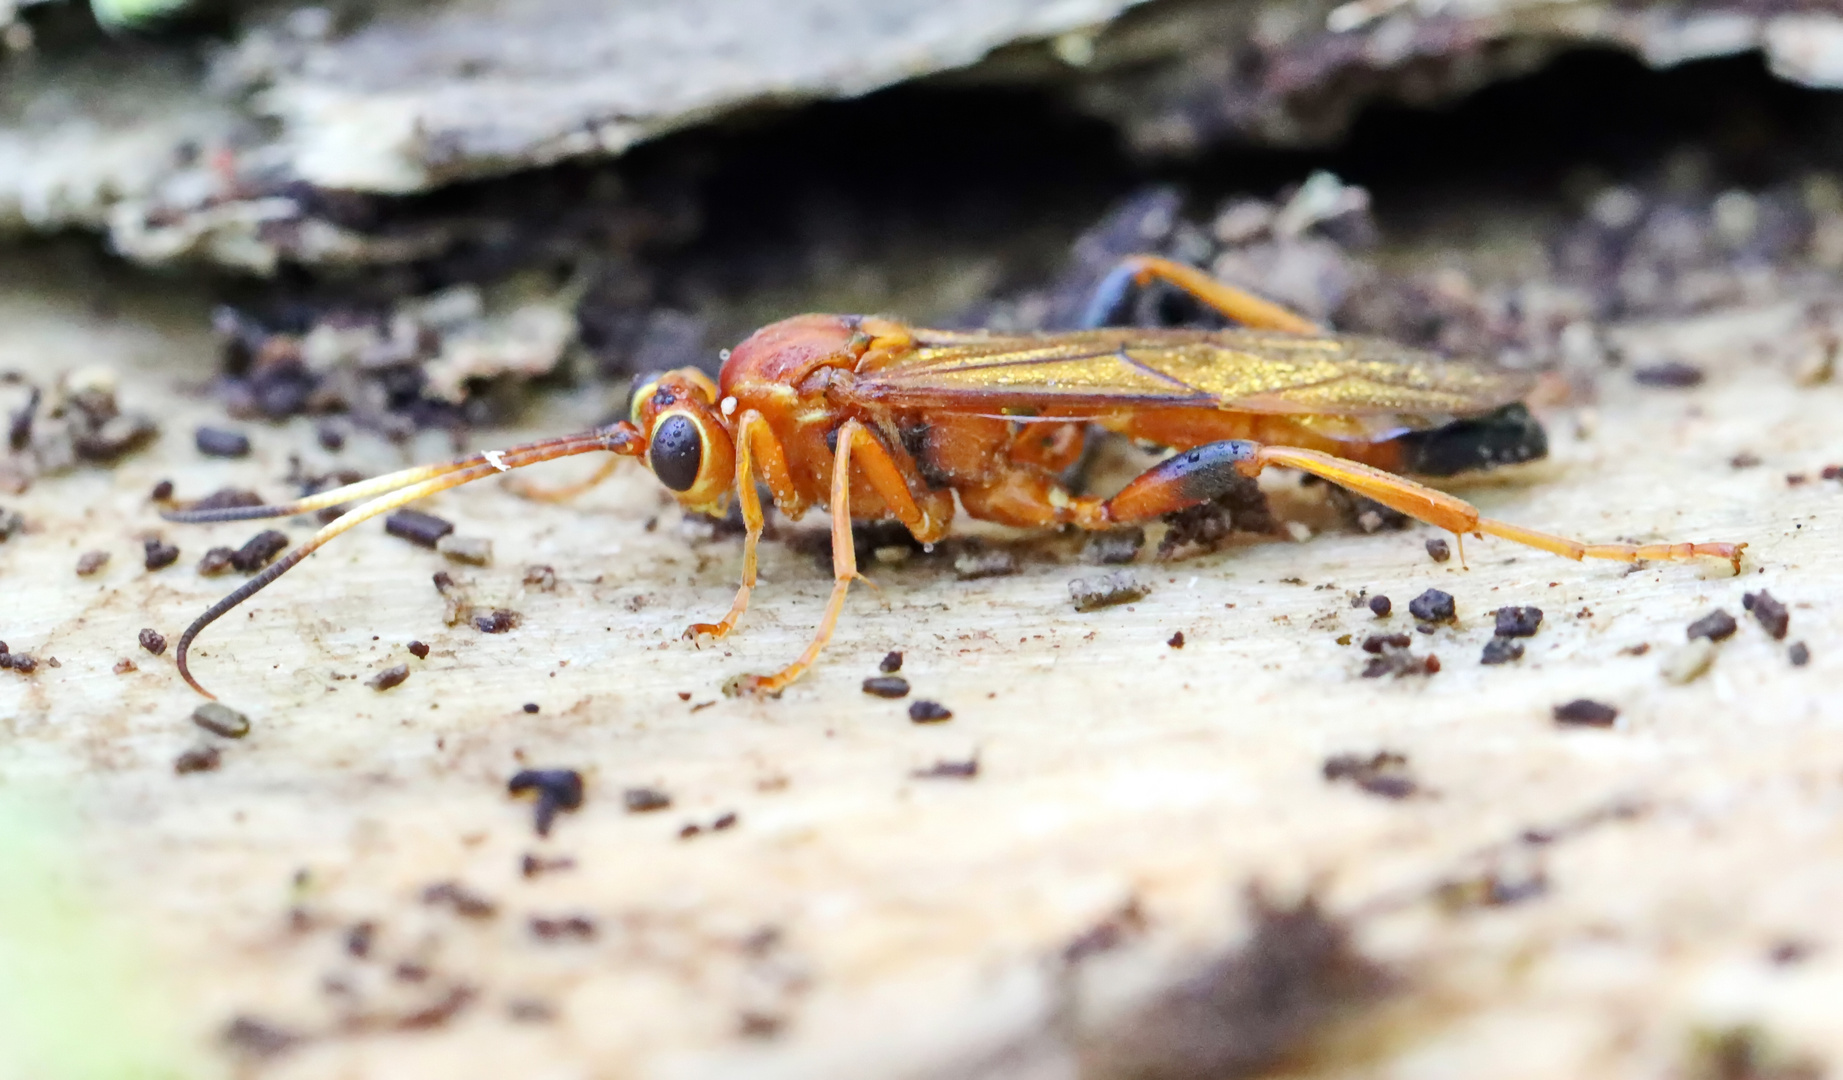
left=852, top=327, right=1534, bottom=418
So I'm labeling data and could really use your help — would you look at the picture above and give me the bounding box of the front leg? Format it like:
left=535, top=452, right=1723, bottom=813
left=686, top=411, right=777, bottom=641
left=729, top=421, right=943, bottom=696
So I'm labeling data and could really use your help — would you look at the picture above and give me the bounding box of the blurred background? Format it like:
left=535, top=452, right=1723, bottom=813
left=4, top=0, right=1842, bottom=459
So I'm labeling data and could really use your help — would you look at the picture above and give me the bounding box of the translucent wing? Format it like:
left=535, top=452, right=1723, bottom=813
left=852, top=327, right=1533, bottom=419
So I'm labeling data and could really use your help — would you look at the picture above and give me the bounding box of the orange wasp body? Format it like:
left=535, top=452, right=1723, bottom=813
left=166, top=256, right=1743, bottom=697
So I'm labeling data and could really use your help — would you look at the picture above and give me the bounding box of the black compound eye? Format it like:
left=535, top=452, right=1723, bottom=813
left=649, top=414, right=703, bottom=492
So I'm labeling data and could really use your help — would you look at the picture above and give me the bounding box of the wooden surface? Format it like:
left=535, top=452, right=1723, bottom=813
left=2, top=248, right=1841, bottom=1079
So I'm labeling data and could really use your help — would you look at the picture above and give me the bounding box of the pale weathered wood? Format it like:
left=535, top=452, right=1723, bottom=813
left=1, top=248, right=1840, bottom=1079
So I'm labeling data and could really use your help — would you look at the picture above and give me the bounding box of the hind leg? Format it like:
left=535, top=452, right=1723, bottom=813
left=1075, top=439, right=1744, bottom=571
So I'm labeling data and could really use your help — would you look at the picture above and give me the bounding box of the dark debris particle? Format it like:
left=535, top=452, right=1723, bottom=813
left=420, top=881, right=498, bottom=919
left=1769, top=940, right=1815, bottom=966
left=230, top=530, right=289, bottom=573
left=75, top=549, right=110, bottom=576
left=142, top=537, right=179, bottom=570
left=1361, top=633, right=1412, bottom=654
left=1322, top=751, right=1417, bottom=800
left=73, top=413, right=158, bottom=461
left=345, top=921, right=375, bottom=959
left=173, top=745, right=222, bottom=774
left=385, top=508, right=455, bottom=548
left=407, top=640, right=429, bottom=659
left=862, top=675, right=910, bottom=698
left=113, top=658, right=137, bottom=675
left=1063, top=899, right=1149, bottom=964
left=1361, top=651, right=1439, bottom=678
left=1167, top=630, right=1186, bottom=648
left=522, top=564, right=558, bottom=591
left=1789, top=642, right=1811, bottom=667
left=522, top=702, right=539, bottom=714
left=185, top=487, right=263, bottom=512
left=1553, top=699, right=1619, bottom=728
left=713, top=810, right=738, bottom=831
left=508, top=769, right=584, bottom=837
left=138, top=627, right=167, bottom=655
left=1079, top=889, right=1389, bottom=1080
left=953, top=546, right=1018, bottom=580
left=316, top=422, right=346, bottom=451
left=1158, top=476, right=1274, bottom=557
left=1742, top=590, right=1790, bottom=640
left=221, top=1016, right=303, bottom=1059
left=366, top=664, right=410, bottom=691
left=1424, top=537, right=1451, bottom=563
left=0, top=508, right=23, bottom=542
left=1434, top=869, right=1549, bottom=911
left=1480, top=637, right=1525, bottom=665
left=151, top=479, right=175, bottom=501
left=879, top=650, right=903, bottom=673
left=909, top=699, right=954, bottom=723
left=2, top=652, right=36, bottom=674
left=432, top=570, right=457, bottom=592
left=529, top=914, right=598, bottom=942
left=1070, top=571, right=1150, bottom=612
left=1632, top=361, right=1705, bottom=388
left=473, top=609, right=520, bottom=634
left=1685, top=1024, right=1826, bottom=1080
left=1408, top=588, right=1456, bottom=623
left=521, top=853, right=576, bottom=878
left=739, top=1012, right=784, bottom=1039
left=1367, top=595, right=1391, bottom=617
left=195, top=426, right=252, bottom=458
left=4, top=385, right=33, bottom=451
left=1729, top=451, right=1763, bottom=469
left=1824, top=464, right=1842, bottom=481
left=912, top=756, right=978, bottom=779
left=1686, top=609, right=1738, bottom=642
left=396, top=985, right=477, bottom=1031
left=622, top=786, right=672, bottom=813
left=197, top=546, right=236, bottom=575
left=1492, top=606, right=1543, bottom=637
left=507, top=998, right=557, bottom=1024
left=1083, top=527, right=1146, bottom=565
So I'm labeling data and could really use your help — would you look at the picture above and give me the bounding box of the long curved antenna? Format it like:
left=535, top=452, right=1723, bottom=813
left=168, top=424, right=644, bottom=699
left=163, top=427, right=639, bottom=526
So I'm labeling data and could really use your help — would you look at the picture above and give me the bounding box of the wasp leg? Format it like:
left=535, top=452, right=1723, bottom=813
left=1153, top=442, right=1741, bottom=572
left=1080, top=254, right=1321, bottom=334
left=510, top=457, right=621, bottom=502
left=686, top=411, right=775, bottom=642
left=729, top=421, right=945, bottom=696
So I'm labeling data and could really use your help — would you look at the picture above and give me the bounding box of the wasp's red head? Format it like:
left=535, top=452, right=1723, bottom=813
left=629, top=368, right=735, bottom=514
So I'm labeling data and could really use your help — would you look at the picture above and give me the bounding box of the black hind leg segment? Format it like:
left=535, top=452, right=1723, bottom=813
left=1101, top=440, right=1262, bottom=524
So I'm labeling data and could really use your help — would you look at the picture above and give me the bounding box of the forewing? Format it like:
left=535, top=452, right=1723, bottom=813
left=855, top=328, right=1533, bottom=419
